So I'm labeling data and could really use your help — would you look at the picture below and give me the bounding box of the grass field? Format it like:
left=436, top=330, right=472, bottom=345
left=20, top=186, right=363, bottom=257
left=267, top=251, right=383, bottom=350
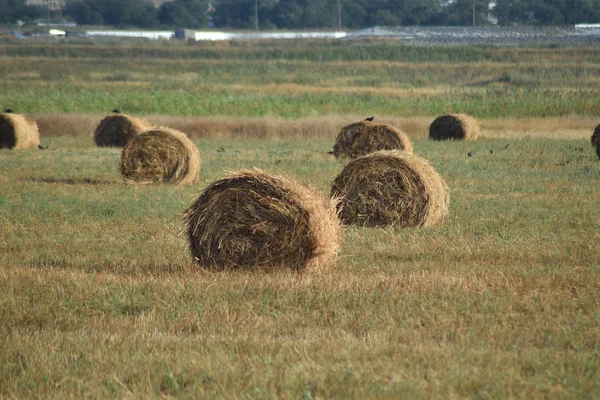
left=1, top=40, right=599, bottom=398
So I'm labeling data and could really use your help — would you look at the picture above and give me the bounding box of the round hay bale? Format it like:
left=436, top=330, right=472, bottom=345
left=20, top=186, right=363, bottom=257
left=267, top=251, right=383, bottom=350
left=592, top=123, right=600, bottom=146
left=120, top=126, right=200, bottom=185
left=185, top=170, right=340, bottom=271
left=592, top=124, right=600, bottom=159
left=331, top=150, right=449, bottom=228
left=429, top=114, right=480, bottom=141
left=94, top=114, right=153, bottom=147
left=0, top=112, right=40, bottom=150
left=333, top=121, right=413, bottom=158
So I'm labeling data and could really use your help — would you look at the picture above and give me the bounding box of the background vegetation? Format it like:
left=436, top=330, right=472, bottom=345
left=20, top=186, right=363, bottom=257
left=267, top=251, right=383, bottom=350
left=1, top=41, right=600, bottom=119
left=0, top=40, right=599, bottom=397
left=2, top=0, right=600, bottom=29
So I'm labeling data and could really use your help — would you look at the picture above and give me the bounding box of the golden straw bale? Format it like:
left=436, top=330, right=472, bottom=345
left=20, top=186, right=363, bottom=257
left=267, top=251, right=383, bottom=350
left=94, top=114, right=153, bottom=147
left=333, top=121, right=413, bottom=158
left=331, top=150, right=449, bottom=228
left=185, top=170, right=340, bottom=271
left=0, top=112, right=41, bottom=149
left=429, top=114, right=480, bottom=141
left=120, top=127, right=200, bottom=185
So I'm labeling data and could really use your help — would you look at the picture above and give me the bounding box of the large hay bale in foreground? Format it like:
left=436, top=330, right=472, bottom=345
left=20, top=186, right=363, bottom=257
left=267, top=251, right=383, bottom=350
left=331, top=150, right=449, bottom=228
left=185, top=170, right=340, bottom=271
left=120, top=127, right=200, bottom=185
left=0, top=112, right=40, bottom=149
left=333, top=121, right=413, bottom=158
left=94, top=114, right=153, bottom=147
left=429, top=114, right=480, bottom=141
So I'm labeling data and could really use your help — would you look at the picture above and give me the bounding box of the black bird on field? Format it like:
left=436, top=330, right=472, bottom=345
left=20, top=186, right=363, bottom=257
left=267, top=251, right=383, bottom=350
left=4, top=109, right=13, bottom=113
left=364, top=116, right=375, bottom=122
left=490, top=149, right=494, bottom=155
left=112, top=109, right=121, bottom=114
left=468, top=152, right=473, bottom=157
left=38, top=144, right=47, bottom=150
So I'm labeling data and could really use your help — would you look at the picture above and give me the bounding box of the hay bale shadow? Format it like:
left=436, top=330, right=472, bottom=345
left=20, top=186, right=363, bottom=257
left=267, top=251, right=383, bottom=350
left=22, top=177, right=113, bottom=185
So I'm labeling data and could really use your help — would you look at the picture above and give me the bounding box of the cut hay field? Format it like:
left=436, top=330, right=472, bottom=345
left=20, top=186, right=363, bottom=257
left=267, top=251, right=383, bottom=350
left=1, top=41, right=600, bottom=398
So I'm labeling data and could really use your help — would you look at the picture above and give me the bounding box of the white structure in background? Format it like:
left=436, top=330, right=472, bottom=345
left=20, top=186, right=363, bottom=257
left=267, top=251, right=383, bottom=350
left=194, top=31, right=347, bottom=41
left=86, top=30, right=175, bottom=40
left=84, top=30, right=346, bottom=41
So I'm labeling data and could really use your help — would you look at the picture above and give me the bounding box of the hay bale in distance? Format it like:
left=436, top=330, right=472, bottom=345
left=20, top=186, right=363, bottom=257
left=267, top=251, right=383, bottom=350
left=592, top=124, right=600, bottom=145
left=185, top=170, right=340, bottom=271
left=429, top=114, right=481, bottom=141
left=120, top=126, right=200, bottom=185
left=333, top=121, right=413, bottom=158
left=592, top=124, right=600, bottom=159
left=94, top=114, right=153, bottom=147
left=331, top=150, right=449, bottom=228
left=0, top=112, right=41, bottom=150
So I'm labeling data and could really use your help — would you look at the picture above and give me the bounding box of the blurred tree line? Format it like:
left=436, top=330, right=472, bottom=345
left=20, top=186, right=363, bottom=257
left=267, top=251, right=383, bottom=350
left=1, top=0, right=600, bottom=28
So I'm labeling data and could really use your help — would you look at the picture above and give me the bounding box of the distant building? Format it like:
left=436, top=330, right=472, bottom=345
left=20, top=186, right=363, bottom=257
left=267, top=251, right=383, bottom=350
left=151, top=0, right=176, bottom=6
left=26, top=0, right=66, bottom=11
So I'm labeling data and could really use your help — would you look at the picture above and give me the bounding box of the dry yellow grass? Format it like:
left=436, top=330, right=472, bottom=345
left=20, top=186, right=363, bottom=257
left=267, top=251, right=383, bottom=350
left=0, top=133, right=599, bottom=398
left=29, top=114, right=600, bottom=142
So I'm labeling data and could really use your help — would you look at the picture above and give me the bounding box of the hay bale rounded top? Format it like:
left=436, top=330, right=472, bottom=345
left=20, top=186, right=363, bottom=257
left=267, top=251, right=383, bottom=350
left=333, top=121, right=413, bottom=158
left=94, top=114, right=153, bottom=147
left=185, top=170, right=340, bottom=271
left=331, top=150, right=449, bottom=228
left=120, top=126, right=200, bottom=185
left=0, top=112, right=40, bottom=150
left=429, top=114, right=480, bottom=141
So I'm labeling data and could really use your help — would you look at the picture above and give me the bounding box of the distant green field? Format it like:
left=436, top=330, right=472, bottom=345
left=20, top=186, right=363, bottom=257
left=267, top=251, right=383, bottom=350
left=1, top=41, right=600, bottom=118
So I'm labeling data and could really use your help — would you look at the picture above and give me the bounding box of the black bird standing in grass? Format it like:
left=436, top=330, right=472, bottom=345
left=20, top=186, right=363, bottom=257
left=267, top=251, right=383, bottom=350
left=364, top=116, right=375, bottom=122
left=112, top=109, right=121, bottom=114
left=4, top=109, right=13, bottom=113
